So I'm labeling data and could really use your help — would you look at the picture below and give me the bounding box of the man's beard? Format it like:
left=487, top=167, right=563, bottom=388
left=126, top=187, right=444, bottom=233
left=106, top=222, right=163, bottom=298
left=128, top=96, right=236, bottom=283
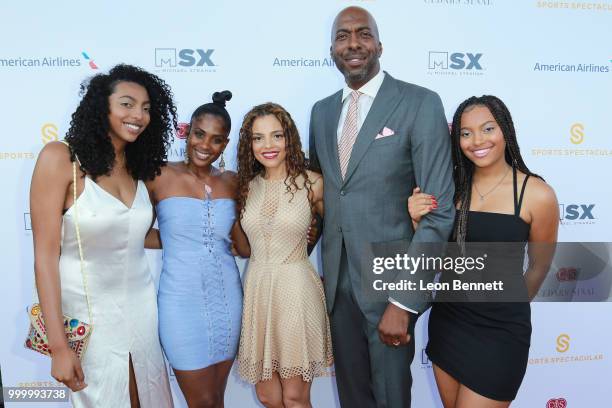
left=346, top=67, right=369, bottom=84
left=333, top=54, right=377, bottom=85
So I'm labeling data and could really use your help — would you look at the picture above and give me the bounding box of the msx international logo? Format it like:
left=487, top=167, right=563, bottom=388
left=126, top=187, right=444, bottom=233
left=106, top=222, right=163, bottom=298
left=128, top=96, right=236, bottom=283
left=559, top=204, right=595, bottom=221
left=428, top=51, right=483, bottom=70
left=155, top=48, right=215, bottom=67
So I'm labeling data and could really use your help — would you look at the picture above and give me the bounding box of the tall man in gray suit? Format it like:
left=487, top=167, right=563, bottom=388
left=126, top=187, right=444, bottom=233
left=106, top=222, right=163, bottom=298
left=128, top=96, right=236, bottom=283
left=309, top=7, right=455, bottom=407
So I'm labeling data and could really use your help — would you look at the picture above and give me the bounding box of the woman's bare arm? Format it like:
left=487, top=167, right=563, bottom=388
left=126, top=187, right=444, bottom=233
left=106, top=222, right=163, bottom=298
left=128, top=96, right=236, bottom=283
left=523, top=179, right=559, bottom=300
left=31, top=142, right=87, bottom=391
left=231, top=221, right=251, bottom=258
left=308, top=171, right=324, bottom=217
left=31, top=142, right=74, bottom=353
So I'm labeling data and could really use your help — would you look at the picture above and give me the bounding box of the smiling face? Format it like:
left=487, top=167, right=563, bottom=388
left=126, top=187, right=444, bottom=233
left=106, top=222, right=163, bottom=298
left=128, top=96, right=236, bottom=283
left=331, top=7, right=382, bottom=89
left=459, top=105, right=507, bottom=168
left=251, top=114, right=287, bottom=174
left=186, top=113, right=229, bottom=168
left=107, top=81, right=150, bottom=144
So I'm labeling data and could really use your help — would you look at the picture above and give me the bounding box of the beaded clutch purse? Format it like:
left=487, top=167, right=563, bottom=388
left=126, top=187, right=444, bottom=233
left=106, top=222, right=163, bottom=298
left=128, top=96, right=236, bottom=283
left=25, top=304, right=91, bottom=359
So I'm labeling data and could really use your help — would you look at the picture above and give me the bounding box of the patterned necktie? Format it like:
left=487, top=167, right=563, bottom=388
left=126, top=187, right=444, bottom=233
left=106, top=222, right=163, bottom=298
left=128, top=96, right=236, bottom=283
left=338, top=90, right=361, bottom=179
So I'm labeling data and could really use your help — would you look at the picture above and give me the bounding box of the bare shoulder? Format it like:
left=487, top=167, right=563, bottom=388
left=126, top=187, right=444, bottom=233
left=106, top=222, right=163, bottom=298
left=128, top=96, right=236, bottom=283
left=38, top=141, right=71, bottom=163
left=219, top=170, right=238, bottom=189
left=147, top=161, right=178, bottom=187
left=165, top=161, right=185, bottom=173
left=35, top=141, right=73, bottom=175
left=161, top=161, right=186, bottom=179
left=524, top=174, right=558, bottom=211
left=220, top=169, right=238, bottom=181
left=31, top=142, right=75, bottom=201
left=526, top=175, right=557, bottom=203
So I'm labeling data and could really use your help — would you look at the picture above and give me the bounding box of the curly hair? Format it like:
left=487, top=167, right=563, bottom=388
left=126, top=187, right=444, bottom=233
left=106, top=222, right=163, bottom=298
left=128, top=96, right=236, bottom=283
left=236, top=102, right=312, bottom=216
left=451, top=95, right=542, bottom=249
left=65, top=64, right=177, bottom=180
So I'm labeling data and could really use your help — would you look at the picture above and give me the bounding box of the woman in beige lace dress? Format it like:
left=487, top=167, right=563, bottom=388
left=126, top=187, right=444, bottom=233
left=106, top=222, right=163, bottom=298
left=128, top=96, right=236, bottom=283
left=235, top=103, right=333, bottom=408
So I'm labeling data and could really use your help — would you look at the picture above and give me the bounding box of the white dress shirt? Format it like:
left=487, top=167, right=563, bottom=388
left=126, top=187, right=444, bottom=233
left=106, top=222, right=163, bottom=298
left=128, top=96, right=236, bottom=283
left=335, top=68, right=418, bottom=315
left=337, top=68, right=385, bottom=141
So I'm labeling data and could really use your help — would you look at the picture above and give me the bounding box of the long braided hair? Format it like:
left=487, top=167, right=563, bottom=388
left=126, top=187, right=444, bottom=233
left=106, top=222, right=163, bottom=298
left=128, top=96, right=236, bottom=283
left=451, top=95, right=541, bottom=249
left=236, top=102, right=313, bottom=217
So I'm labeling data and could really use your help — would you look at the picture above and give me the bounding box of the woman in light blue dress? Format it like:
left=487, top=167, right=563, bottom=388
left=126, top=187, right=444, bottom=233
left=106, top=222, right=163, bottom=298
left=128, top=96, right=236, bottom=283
left=146, top=91, right=250, bottom=407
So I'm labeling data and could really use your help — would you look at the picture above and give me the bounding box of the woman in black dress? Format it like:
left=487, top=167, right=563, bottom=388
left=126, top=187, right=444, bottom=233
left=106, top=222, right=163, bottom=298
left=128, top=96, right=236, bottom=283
left=408, top=95, right=559, bottom=407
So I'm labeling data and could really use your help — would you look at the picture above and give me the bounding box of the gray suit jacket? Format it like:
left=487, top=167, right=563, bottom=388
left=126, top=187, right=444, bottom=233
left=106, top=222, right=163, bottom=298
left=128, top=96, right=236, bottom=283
left=309, top=73, right=455, bottom=324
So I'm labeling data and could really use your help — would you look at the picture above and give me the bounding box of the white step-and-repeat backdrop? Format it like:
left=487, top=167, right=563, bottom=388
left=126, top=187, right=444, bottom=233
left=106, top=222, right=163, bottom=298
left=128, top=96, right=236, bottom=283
left=1, top=1, right=611, bottom=407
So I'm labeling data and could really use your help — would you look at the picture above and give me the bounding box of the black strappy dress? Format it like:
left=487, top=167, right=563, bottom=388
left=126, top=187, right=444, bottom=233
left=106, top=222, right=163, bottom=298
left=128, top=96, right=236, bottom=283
left=426, top=168, right=532, bottom=401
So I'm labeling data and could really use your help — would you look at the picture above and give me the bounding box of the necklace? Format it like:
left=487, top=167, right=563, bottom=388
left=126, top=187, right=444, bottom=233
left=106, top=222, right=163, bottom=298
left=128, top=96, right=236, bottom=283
left=473, top=166, right=511, bottom=201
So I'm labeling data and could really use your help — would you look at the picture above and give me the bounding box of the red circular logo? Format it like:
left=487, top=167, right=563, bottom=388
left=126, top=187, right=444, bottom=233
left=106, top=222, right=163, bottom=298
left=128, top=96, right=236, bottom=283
left=176, top=122, right=189, bottom=140
left=556, top=267, right=578, bottom=282
left=547, top=398, right=567, bottom=408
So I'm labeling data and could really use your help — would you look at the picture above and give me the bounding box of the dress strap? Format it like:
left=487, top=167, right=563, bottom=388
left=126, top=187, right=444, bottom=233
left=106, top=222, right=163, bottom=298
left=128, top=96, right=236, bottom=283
left=514, top=168, right=530, bottom=216
left=60, top=140, right=82, bottom=167
left=58, top=141, right=93, bottom=325
left=512, top=166, right=518, bottom=215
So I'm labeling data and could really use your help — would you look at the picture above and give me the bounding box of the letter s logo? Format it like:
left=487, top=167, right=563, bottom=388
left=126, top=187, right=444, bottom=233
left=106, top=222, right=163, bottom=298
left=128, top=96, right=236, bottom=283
left=178, top=49, right=196, bottom=67
left=449, top=53, right=465, bottom=70
left=570, top=123, right=584, bottom=145
left=556, top=334, right=570, bottom=353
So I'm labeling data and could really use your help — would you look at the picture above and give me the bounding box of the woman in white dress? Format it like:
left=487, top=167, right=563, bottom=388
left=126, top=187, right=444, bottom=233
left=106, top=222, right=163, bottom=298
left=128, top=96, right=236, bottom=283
left=30, top=64, right=177, bottom=407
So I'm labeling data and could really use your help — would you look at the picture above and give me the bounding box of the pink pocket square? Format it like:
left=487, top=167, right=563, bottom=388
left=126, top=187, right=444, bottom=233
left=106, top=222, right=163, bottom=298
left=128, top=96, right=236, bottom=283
left=375, top=126, right=395, bottom=140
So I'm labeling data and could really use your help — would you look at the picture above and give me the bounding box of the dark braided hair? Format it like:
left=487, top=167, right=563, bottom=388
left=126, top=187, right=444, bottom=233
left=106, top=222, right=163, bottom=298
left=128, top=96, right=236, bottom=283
left=451, top=95, right=541, bottom=249
left=65, top=64, right=177, bottom=181
left=189, top=90, right=232, bottom=130
left=236, top=103, right=313, bottom=217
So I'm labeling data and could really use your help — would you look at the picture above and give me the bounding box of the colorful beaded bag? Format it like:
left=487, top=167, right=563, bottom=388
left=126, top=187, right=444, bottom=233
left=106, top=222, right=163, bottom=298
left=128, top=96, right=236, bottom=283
left=25, top=142, right=93, bottom=359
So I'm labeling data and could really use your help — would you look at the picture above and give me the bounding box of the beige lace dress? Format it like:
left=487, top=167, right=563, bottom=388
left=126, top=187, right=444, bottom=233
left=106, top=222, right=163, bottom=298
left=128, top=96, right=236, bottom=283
left=237, top=174, right=333, bottom=384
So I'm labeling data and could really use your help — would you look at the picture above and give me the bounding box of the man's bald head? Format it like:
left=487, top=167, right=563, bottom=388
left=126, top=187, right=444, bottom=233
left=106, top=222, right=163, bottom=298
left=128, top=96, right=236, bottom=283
left=331, top=7, right=380, bottom=43
left=330, top=7, right=383, bottom=89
